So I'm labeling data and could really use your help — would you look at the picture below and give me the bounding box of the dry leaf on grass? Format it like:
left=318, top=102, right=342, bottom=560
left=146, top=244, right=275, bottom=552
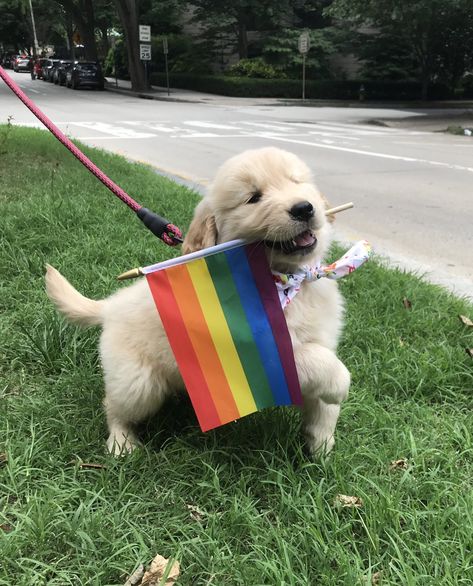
left=123, top=564, right=145, bottom=586
left=371, top=570, right=382, bottom=584
left=0, top=453, right=7, bottom=467
left=466, top=348, right=473, bottom=359
left=334, top=494, right=363, bottom=508
left=402, top=298, right=412, bottom=310
left=1, top=523, right=13, bottom=533
left=389, top=458, right=408, bottom=471
left=459, top=314, right=473, bottom=327
left=141, top=554, right=180, bottom=586
left=187, top=503, right=205, bottom=522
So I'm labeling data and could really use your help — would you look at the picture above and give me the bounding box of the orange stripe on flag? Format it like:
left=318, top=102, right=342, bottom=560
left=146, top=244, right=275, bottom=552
left=147, top=271, right=221, bottom=431
left=166, top=264, right=241, bottom=424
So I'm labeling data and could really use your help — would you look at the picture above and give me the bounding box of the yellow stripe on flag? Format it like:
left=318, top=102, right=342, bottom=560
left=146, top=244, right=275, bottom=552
left=187, top=259, right=257, bottom=417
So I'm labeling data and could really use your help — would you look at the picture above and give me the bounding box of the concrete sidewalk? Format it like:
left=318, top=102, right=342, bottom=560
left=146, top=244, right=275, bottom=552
left=104, top=77, right=473, bottom=131
left=104, top=77, right=282, bottom=106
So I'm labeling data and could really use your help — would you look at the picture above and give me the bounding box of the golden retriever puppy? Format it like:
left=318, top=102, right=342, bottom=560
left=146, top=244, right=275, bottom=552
left=46, top=147, right=350, bottom=455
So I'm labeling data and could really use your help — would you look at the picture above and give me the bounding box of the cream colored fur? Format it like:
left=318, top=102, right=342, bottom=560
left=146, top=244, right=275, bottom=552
left=46, top=147, right=350, bottom=455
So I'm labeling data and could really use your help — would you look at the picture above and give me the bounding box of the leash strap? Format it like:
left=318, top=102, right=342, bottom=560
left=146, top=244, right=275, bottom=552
left=0, top=65, right=182, bottom=246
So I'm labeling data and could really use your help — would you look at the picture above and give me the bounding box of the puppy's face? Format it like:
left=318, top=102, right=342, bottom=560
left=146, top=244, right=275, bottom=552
left=183, top=147, right=332, bottom=271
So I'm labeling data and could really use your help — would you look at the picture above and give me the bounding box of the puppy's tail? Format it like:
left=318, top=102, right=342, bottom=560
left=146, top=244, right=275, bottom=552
left=45, top=265, right=104, bottom=327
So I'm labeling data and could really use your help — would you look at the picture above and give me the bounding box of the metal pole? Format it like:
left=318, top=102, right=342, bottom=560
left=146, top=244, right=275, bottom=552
left=164, top=52, right=170, bottom=96
left=144, top=60, right=148, bottom=89
left=28, top=0, right=39, bottom=57
left=302, top=54, right=306, bottom=101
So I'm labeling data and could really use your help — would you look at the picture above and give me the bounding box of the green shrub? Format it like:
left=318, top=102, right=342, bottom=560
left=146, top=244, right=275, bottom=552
left=103, top=39, right=129, bottom=79
left=149, top=72, right=453, bottom=100
left=226, top=58, right=286, bottom=79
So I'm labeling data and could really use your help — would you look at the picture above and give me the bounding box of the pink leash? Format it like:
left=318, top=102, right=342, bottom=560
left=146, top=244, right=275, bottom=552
left=0, top=65, right=182, bottom=246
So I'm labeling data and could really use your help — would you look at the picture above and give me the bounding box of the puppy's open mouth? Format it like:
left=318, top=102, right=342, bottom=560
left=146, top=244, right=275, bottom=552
left=264, top=230, right=317, bottom=255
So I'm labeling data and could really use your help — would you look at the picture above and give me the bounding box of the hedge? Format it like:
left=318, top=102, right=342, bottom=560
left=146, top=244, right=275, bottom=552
left=149, top=73, right=455, bottom=100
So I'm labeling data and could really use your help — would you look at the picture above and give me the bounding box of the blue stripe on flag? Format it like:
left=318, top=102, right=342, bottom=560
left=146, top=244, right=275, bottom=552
left=224, top=246, right=292, bottom=406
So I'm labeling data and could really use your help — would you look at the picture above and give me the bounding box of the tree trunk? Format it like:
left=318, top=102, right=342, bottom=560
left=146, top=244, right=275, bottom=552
left=114, top=0, right=146, bottom=91
left=237, top=20, right=248, bottom=59
left=82, top=0, right=98, bottom=61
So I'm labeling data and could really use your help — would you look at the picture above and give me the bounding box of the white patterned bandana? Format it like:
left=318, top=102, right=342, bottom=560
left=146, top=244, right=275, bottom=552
left=272, top=240, right=372, bottom=310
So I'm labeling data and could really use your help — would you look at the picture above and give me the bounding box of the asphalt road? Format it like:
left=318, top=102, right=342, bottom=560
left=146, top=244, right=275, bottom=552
left=2, top=70, right=473, bottom=300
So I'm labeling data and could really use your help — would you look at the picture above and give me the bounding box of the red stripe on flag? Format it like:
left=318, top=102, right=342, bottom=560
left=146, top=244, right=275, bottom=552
left=147, top=271, right=221, bottom=431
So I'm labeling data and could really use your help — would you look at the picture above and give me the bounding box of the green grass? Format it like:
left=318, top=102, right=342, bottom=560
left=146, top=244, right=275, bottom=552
left=1, top=125, right=472, bottom=585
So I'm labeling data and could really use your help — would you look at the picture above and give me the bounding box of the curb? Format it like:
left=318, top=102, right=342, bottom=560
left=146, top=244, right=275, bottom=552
left=104, top=83, right=202, bottom=104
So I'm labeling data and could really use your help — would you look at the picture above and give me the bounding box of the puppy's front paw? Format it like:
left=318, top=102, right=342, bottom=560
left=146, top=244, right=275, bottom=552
left=106, top=430, right=139, bottom=456
left=305, top=431, right=335, bottom=457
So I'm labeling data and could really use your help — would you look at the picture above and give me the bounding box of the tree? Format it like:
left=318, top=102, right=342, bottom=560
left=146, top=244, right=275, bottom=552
left=190, top=0, right=294, bottom=60
left=56, top=0, right=98, bottom=61
left=114, top=0, right=146, bottom=91
left=0, top=0, right=31, bottom=51
left=328, top=0, right=473, bottom=98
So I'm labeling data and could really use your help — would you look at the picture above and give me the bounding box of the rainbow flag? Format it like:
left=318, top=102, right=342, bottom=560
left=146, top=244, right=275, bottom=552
left=145, top=241, right=302, bottom=431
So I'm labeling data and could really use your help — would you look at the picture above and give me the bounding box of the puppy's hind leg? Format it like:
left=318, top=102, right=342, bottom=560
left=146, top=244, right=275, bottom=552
left=102, top=362, right=168, bottom=456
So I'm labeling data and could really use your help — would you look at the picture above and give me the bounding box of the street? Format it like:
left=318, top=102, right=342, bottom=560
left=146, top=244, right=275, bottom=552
left=2, top=70, right=473, bottom=299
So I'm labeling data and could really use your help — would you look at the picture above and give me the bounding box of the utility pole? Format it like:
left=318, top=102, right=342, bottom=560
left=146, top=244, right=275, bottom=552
left=28, top=0, right=40, bottom=58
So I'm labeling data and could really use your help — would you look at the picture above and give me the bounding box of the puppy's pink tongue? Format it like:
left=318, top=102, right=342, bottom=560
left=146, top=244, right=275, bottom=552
left=294, top=231, right=316, bottom=247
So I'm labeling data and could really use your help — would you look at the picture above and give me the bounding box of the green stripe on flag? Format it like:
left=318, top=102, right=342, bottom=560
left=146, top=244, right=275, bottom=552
left=205, top=252, right=275, bottom=410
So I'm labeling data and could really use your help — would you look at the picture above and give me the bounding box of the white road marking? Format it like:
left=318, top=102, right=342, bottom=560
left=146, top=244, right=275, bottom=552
left=184, top=121, right=241, bottom=130
left=71, top=121, right=156, bottom=138
left=29, top=88, right=40, bottom=94
left=258, top=134, right=473, bottom=173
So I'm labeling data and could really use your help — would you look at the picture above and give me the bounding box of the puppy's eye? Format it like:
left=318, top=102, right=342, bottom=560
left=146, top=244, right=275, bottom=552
left=247, top=190, right=262, bottom=204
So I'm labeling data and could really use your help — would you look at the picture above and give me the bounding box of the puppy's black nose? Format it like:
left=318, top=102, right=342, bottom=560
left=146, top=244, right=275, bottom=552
left=289, top=201, right=314, bottom=221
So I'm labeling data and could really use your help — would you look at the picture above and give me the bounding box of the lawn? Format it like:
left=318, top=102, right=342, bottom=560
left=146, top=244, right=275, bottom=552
left=1, top=125, right=472, bottom=585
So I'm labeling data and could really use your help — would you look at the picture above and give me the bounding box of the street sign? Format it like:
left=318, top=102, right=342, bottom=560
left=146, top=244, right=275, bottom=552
left=163, top=37, right=168, bottom=55
left=140, top=43, right=151, bottom=61
left=298, top=31, right=310, bottom=55
left=139, top=25, right=151, bottom=42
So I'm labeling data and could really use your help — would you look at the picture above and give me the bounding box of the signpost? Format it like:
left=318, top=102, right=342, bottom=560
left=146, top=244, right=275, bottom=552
left=163, top=37, right=170, bottom=96
left=298, top=31, right=310, bottom=101
left=139, top=25, right=151, bottom=89
left=139, top=25, right=151, bottom=42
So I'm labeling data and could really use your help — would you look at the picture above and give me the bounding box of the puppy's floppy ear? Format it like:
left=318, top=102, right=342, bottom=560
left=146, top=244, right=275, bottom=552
left=182, top=199, right=218, bottom=254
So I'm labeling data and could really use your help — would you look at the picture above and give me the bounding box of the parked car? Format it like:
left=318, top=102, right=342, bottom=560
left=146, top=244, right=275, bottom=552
left=31, top=58, right=48, bottom=80
left=42, top=59, right=60, bottom=81
left=53, top=60, right=72, bottom=85
left=1, top=53, right=16, bottom=68
left=66, top=61, right=104, bottom=90
left=13, top=56, right=32, bottom=72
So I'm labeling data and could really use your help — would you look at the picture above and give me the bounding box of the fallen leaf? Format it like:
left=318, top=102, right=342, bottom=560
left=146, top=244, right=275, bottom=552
left=186, top=503, right=205, bottom=522
left=0, top=523, right=13, bottom=533
left=123, top=564, right=145, bottom=586
left=389, top=458, right=408, bottom=471
left=459, top=314, right=473, bottom=327
left=402, top=298, right=412, bottom=310
left=141, top=554, right=180, bottom=586
left=334, top=494, right=363, bottom=508
left=0, top=453, right=7, bottom=467
left=372, top=570, right=382, bottom=584
left=466, top=348, right=473, bottom=359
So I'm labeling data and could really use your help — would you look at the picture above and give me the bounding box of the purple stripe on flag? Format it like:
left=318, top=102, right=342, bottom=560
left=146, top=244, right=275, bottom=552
left=245, top=244, right=302, bottom=405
